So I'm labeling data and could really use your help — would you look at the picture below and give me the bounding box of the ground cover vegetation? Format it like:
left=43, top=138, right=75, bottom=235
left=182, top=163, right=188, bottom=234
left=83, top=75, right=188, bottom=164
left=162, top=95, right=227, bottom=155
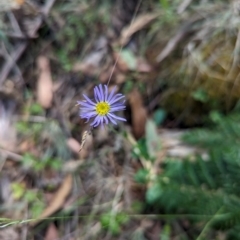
left=1, top=0, right=240, bottom=239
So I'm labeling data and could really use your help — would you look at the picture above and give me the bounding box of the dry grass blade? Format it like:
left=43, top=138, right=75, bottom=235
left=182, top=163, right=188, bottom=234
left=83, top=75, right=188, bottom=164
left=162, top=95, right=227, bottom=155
left=120, top=13, right=159, bottom=46
left=177, top=0, right=192, bottom=14
left=79, top=129, right=92, bottom=152
left=0, top=42, right=27, bottom=85
left=156, top=16, right=204, bottom=63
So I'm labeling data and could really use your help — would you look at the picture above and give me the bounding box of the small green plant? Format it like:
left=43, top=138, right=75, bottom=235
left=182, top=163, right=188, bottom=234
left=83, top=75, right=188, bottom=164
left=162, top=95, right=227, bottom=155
left=100, top=212, right=129, bottom=235
left=144, top=112, right=240, bottom=239
left=191, top=88, right=209, bottom=103
left=134, top=168, right=149, bottom=184
left=22, top=153, right=61, bottom=172
left=16, top=122, right=43, bottom=137
left=28, top=103, right=44, bottom=115
left=11, top=183, right=45, bottom=219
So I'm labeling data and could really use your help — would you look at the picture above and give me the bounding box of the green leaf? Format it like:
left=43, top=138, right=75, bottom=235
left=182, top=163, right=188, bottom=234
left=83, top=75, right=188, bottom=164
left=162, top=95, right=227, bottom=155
left=16, top=122, right=29, bottom=133
left=116, top=213, right=129, bottom=225
left=123, top=80, right=134, bottom=93
left=24, top=191, right=37, bottom=202
left=132, top=138, right=150, bottom=160
left=191, top=88, right=209, bottom=103
left=134, top=168, right=149, bottom=184
left=153, top=108, right=166, bottom=126
left=22, top=153, right=35, bottom=169
left=145, top=119, right=161, bottom=159
left=31, top=202, right=45, bottom=219
left=11, top=183, right=25, bottom=199
left=100, top=214, right=120, bottom=235
left=146, top=183, right=162, bottom=204
left=209, top=111, right=222, bottom=123
left=49, top=159, right=62, bottom=170
left=159, top=0, right=169, bottom=10
left=29, top=103, right=44, bottom=115
left=119, top=49, right=137, bottom=70
left=160, top=224, right=171, bottom=240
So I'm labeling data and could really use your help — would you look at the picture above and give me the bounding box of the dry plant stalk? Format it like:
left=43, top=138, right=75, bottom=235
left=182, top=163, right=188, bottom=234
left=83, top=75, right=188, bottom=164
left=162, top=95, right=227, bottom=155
left=79, top=128, right=92, bottom=152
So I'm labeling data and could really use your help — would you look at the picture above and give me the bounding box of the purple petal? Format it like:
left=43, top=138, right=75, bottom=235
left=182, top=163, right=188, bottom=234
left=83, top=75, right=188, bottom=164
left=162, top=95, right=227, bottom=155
left=79, top=102, right=96, bottom=109
left=100, top=117, right=104, bottom=127
left=107, top=86, right=117, bottom=102
left=108, top=93, right=123, bottom=103
left=94, top=88, right=100, bottom=102
left=110, top=106, right=126, bottom=112
left=108, top=115, right=117, bottom=125
left=108, top=93, right=122, bottom=103
left=80, top=112, right=97, bottom=119
left=95, top=86, right=103, bottom=102
left=80, top=109, right=96, bottom=114
left=80, top=108, right=96, bottom=114
left=103, top=116, right=109, bottom=124
left=83, top=94, right=96, bottom=105
left=108, top=113, right=126, bottom=122
left=104, top=85, right=109, bottom=101
left=109, top=95, right=125, bottom=105
left=99, top=85, right=104, bottom=101
left=90, top=116, right=101, bottom=127
left=107, top=115, right=117, bottom=125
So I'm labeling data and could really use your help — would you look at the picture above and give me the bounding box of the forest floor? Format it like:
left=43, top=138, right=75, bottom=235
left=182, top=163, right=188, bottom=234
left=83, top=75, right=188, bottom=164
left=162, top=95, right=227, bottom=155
left=0, top=0, right=238, bottom=239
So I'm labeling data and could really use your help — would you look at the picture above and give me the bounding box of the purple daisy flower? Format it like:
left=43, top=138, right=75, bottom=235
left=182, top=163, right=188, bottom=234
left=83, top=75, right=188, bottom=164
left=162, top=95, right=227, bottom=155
left=78, top=84, right=126, bottom=127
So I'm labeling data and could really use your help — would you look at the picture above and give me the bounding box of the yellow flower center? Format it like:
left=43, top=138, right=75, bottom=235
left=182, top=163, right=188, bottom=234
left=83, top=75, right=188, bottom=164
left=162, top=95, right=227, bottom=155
left=96, top=102, right=110, bottom=116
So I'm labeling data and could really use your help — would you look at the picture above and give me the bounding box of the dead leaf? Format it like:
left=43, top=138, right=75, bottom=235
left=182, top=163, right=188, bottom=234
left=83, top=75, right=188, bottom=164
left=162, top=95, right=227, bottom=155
left=44, top=223, right=59, bottom=240
left=137, top=58, right=152, bottom=73
left=66, top=138, right=81, bottom=154
left=129, top=88, right=147, bottom=139
left=66, top=135, right=93, bottom=159
left=0, top=0, right=24, bottom=11
left=18, top=139, right=34, bottom=153
left=30, top=174, right=72, bottom=226
left=36, top=56, right=53, bottom=109
left=120, top=13, right=158, bottom=46
left=62, top=160, right=84, bottom=173
left=115, top=73, right=126, bottom=84
left=72, top=62, right=97, bottom=75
